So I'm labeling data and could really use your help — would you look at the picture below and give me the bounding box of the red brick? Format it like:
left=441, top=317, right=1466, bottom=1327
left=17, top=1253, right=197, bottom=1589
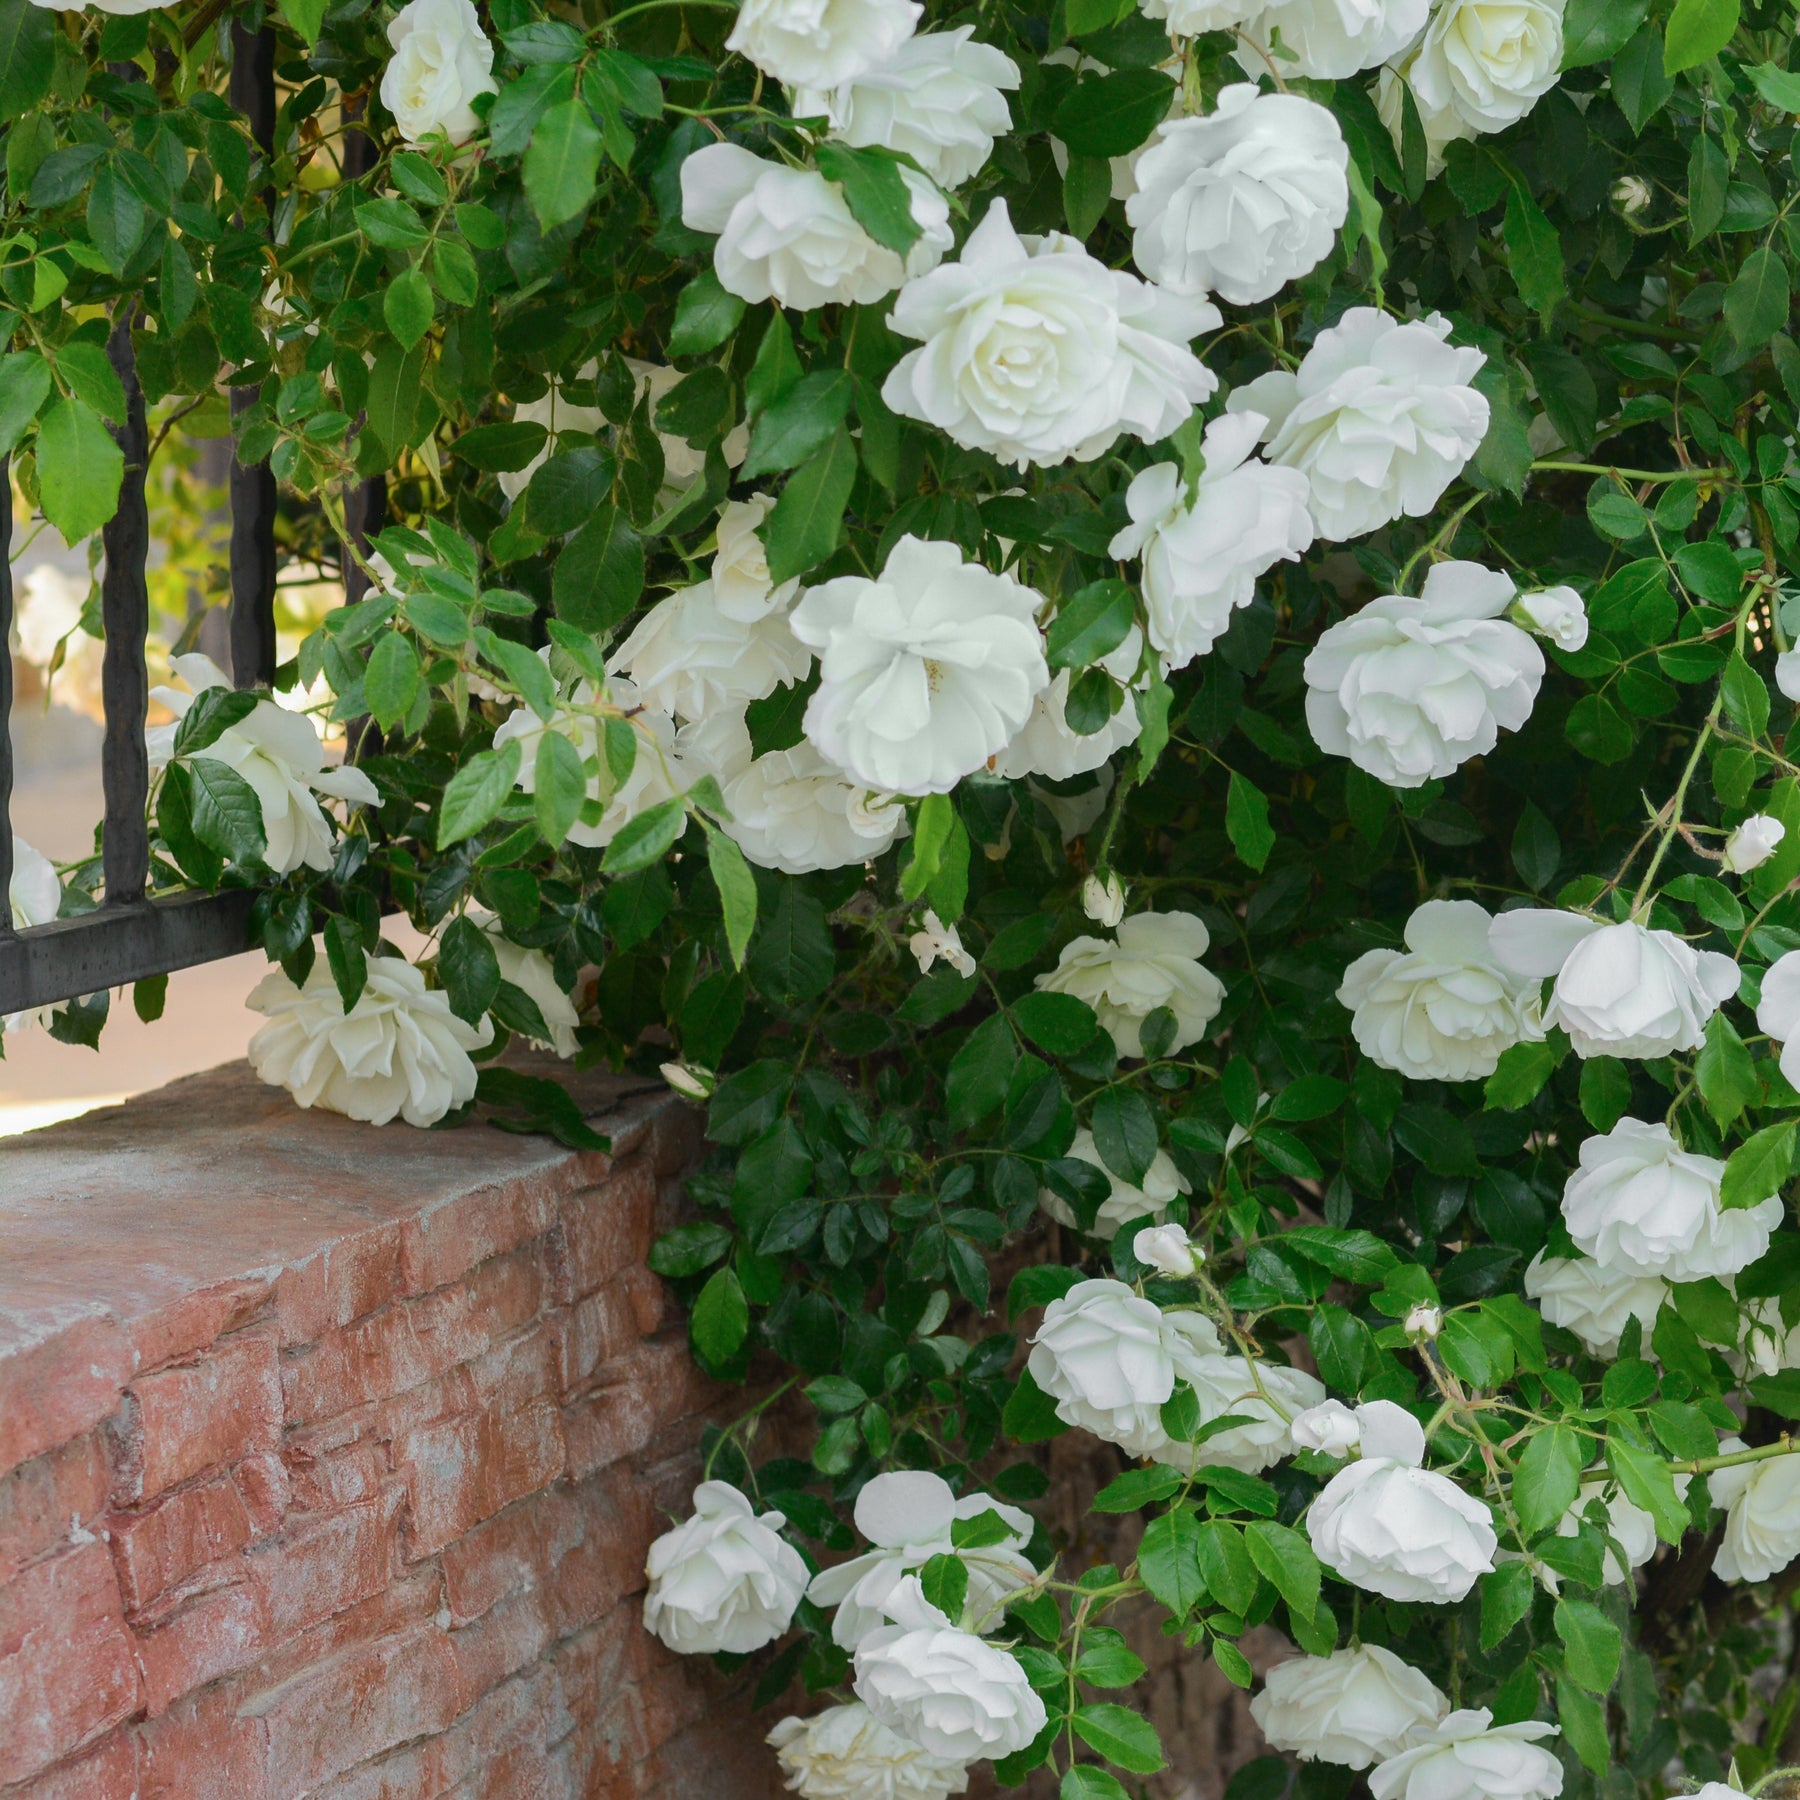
left=112, top=1332, right=282, bottom=1504
left=132, top=1577, right=266, bottom=1716
left=127, top=1275, right=271, bottom=1377
left=0, top=1311, right=134, bottom=1483
left=548, top=1161, right=656, bottom=1303
left=398, top=1167, right=567, bottom=1297
left=0, top=1434, right=110, bottom=1588
left=275, top=1221, right=404, bottom=1347
left=245, top=1491, right=403, bottom=1639
left=137, top=1684, right=270, bottom=1800
left=397, top=1394, right=567, bottom=1558
left=549, top=1278, right=653, bottom=1400
left=110, top=1475, right=253, bottom=1613
left=543, top=1472, right=656, bottom=1636
left=242, top=1566, right=442, bottom=1699
left=236, top=1449, right=291, bottom=1534
left=6, top=1731, right=139, bottom=1800
left=450, top=1585, right=552, bottom=1699
left=442, top=1490, right=559, bottom=1627
left=562, top=1335, right=712, bottom=1480
left=0, top=1540, right=140, bottom=1785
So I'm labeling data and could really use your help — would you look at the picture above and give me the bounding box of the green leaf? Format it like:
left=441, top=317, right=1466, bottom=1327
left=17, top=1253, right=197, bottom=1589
left=1063, top=152, right=1113, bottom=239
left=1503, top=183, right=1565, bottom=321
left=278, top=0, right=328, bottom=43
left=1723, top=247, right=1790, bottom=352
left=1557, top=1597, right=1622, bottom=1693
left=1557, top=1675, right=1610, bottom=1775
left=919, top=1552, right=969, bottom=1623
left=746, top=314, right=804, bottom=418
left=86, top=165, right=146, bottom=276
left=748, top=884, right=835, bottom=1005
left=1047, top=579, right=1135, bottom=671
left=35, top=396, right=124, bottom=542
left=1578, top=1056, right=1632, bottom=1133
left=524, top=99, right=602, bottom=230
left=0, top=0, right=55, bottom=118
left=668, top=269, right=746, bottom=357
left=1514, top=1422, right=1582, bottom=1537
left=691, top=1265, right=749, bottom=1362
left=532, top=726, right=588, bottom=850
left=1195, top=1521, right=1258, bottom=1614
left=439, top=740, right=524, bottom=848
left=1485, top=1038, right=1561, bottom=1111
left=1137, top=1506, right=1204, bottom=1618
left=1696, top=1013, right=1758, bottom=1129
left=1074, top=1638, right=1148, bottom=1689
left=1225, top=772, right=1275, bottom=872
left=1746, top=61, right=1800, bottom=113
left=1013, top=990, right=1101, bottom=1059
left=815, top=142, right=923, bottom=255
left=901, top=791, right=955, bottom=903
left=1561, top=0, right=1650, bottom=67
left=1002, top=1366, right=1069, bottom=1442
left=1062, top=1767, right=1131, bottom=1800
left=1663, top=0, right=1738, bottom=74
left=601, top=796, right=687, bottom=873
left=0, top=350, right=51, bottom=458
left=1073, top=1705, right=1164, bottom=1775
left=1053, top=69, right=1175, bottom=157
left=948, top=1012, right=1017, bottom=1130
left=1720, top=1121, right=1793, bottom=1211
left=383, top=266, right=435, bottom=352
left=1607, top=1433, right=1689, bottom=1543
left=554, top=505, right=644, bottom=633
left=708, top=829, right=759, bottom=970
left=185, top=756, right=267, bottom=863
left=1612, top=26, right=1674, bottom=132
left=364, top=630, right=422, bottom=732
left=1090, top=1085, right=1158, bottom=1188
left=1481, top=1560, right=1536, bottom=1649
left=323, top=914, right=367, bottom=1011
left=1511, top=802, right=1560, bottom=891
left=742, top=370, right=853, bottom=479
left=766, top=427, right=857, bottom=586
left=1244, top=1521, right=1320, bottom=1620
left=437, top=914, right=501, bottom=1025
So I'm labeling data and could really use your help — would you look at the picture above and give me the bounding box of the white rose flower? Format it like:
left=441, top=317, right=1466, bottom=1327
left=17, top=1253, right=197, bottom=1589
left=681, top=144, right=950, bottom=310
left=1044, top=907, right=1224, bottom=1058
left=4, top=836, right=64, bottom=1037
left=1737, top=1298, right=1800, bottom=1379
left=1251, top=1645, right=1449, bottom=1769
left=789, top=535, right=1049, bottom=795
left=1369, top=1710, right=1563, bottom=1800
left=644, top=1481, right=809, bottom=1655
left=726, top=0, right=920, bottom=88
left=1235, top=0, right=1431, bottom=79
left=807, top=1470, right=1034, bottom=1649
left=467, top=909, right=580, bottom=1059
left=1134, top=1223, right=1204, bottom=1278
left=1136, top=0, right=1259, bottom=36
left=1777, top=650, right=1800, bottom=704
left=379, top=0, right=497, bottom=147
left=1560, top=1118, right=1784, bottom=1281
left=1307, top=1408, right=1497, bottom=1603
left=1291, top=1400, right=1362, bottom=1457
left=14, top=564, right=105, bottom=722
left=246, top=956, right=493, bottom=1129
left=1036, top=911, right=1225, bottom=1060
left=713, top=495, right=798, bottom=621
left=792, top=29, right=1021, bottom=189
left=1522, top=1252, right=1666, bottom=1358
left=1557, top=1477, right=1663, bottom=1587
left=1229, top=308, right=1488, bottom=543
left=493, top=665, right=684, bottom=851
left=768, top=1702, right=971, bottom=1800
left=1027, top=1277, right=1183, bottom=1449
left=1108, top=416, right=1314, bottom=673
left=1038, top=1126, right=1193, bottom=1238
left=147, top=654, right=380, bottom=876
left=1710, top=1439, right=1800, bottom=1584
left=1337, top=899, right=1545, bottom=1081
left=1757, top=949, right=1800, bottom=1090
left=610, top=578, right=813, bottom=724
left=1488, top=911, right=1740, bottom=1060
left=1723, top=814, right=1785, bottom=874
left=722, top=740, right=907, bottom=875
left=1381, top=0, right=1565, bottom=174
left=910, top=911, right=977, bottom=980
left=853, top=1579, right=1047, bottom=1764
left=1149, top=1348, right=1325, bottom=1474
left=882, top=201, right=1221, bottom=471
left=1302, top=563, right=1545, bottom=788
left=1512, top=584, right=1588, bottom=651
left=993, top=627, right=1144, bottom=782
left=1127, top=86, right=1349, bottom=304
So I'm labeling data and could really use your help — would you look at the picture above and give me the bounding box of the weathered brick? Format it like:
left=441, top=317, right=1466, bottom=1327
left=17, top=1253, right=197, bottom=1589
left=442, top=1489, right=560, bottom=1627
left=397, top=1395, right=567, bottom=1558
left=5, top=1731, right=140, bottom=1800
left=127, top=1275, right=271, bottom=1376
left=274, top=1221, right=405, bottom=1348
left=0, top=1540, right=140, bottom=1785
left=245, top=1491, right=403, bottom=1640
left=0, top=1433, right=110, bottom=1588
left=137, top=1684, right=270, bottom=1800
left=548, top=1271, right=663, bottom=1400
left=281, top=1437, right=388, bottom=1515
left=235, top=1450, right=291, bottom=1535
left=398, top=1167, right=568, bottom=1297
left=133, top=1579, right=266, bottom=1716
left=240, top=1565, right=442, bottom=1702
left=562, top=1335, right=712, bottom=1480
left=110, top=1474, right=254, bottom=1614
left=450, top=1585, right=552, bottom=1700
left=0, top=1310, right=134, bottom=1484
left=548, top=1160, right=657, bottom=1302
left=112, top=1333, right=282, bottom=1504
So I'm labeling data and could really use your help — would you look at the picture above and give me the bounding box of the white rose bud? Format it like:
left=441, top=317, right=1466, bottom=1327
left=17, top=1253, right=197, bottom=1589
left=1369, top=1710, right=1564, bottom=1800
left=660, top=1061, right=717, bottom=1102
left=1027, top=1277, right=1180, bottom=1449
left=1128, top=87, right=1349, bottom=305
left=1035, top=911, right=1225, bottom=1060
left=1612, top=176, right=1653, bottom=215
left=1251, top=1644, right=1449, bottom=1769
left=1512, top=584, right=1589, bottom=651
left=1405, top=1303, right=1444, bottom=1339
left=711, top=495, right=797, bottom=621
left=1289, top=1399, right=1362, bottom=1458
left=643, top=1481, right=809, bottom=1655
left=378, top=0, right=498, bottom=146
left=725, top=0, right=919, bottom=87
left=1560, top=1118, right=1783, bottom=1282
left=1134, top=1223, right=1205, bottom=1279
left=1488, top=911, right=1740, bottom=1061
left=767, top=1702, right=971, bottom=1800
left=1707, top=1438, right=1800, bottom=1584
left=1722, top=813, right=1785, bottom=874
left=1522, top=1252, right=1665, bottom=1358
left=1083, top=872, right=1128, bottom=929
left=853, top=1579, right=1048, bottom=1763
left=1303, top=564, right=1544, bottom=788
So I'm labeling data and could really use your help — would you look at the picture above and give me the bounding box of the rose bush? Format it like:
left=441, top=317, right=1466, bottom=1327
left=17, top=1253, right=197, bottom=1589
left=6, top=0, right=1800, bottom=1795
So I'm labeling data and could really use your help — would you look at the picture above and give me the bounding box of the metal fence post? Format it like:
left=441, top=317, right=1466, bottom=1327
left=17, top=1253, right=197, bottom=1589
left=0, top=452, right=14, bottom=942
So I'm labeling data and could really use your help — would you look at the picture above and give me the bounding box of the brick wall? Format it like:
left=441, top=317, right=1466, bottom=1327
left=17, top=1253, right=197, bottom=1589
left=0, top=1062, right=783, bottom=1800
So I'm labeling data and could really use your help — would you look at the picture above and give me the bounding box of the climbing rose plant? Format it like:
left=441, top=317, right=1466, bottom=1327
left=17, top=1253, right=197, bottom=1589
left=6, top=0, right=1800, bottom=1793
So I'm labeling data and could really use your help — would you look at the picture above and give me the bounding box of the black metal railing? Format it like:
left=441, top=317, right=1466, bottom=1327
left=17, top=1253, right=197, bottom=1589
left=0, top=30, right=312, bottom=1021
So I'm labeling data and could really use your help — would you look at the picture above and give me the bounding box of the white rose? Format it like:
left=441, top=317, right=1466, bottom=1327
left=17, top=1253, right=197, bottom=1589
left=1303, top=563, right=1544, bottom=788
left=793, top=29, right=1021, bottom=190
left=1710, top=1439, right=1800, bottom=1584
left=4, top=836, right=64, bottom=1037
left=1027, top=1277, right=1182, bottom=1449
left=1039, top=1126, right=1192, bottom=1238
left=768, top=1702, right=971, bottom=1800
left=882, top=201, right=1221, bottom=471
left=467, top=909, right=580, bottom=1059
left=493, top=664, right=684, bottom=851
left=1307, top=1412, right=1497, bottom=1603
left=1723, top=813, right=1785, bottom=874
left=1036, top=911, right=1225, bottom=1060
left=379, top=0, right=497, bottom=146
left=1405, top=1303, right=1444, bottom=1339
left=789, top=535, right=1049, bottom=795
left=147, top=654, right=379, bottom=875
left=1757, top=949, right=1800, bottom=1089
left=1083, top=871, right=1128, bottom=929
left=853, top=1579, right=1047, bottom=1763
left=910, top=911, right=977, bottom=980
left=1489, top=911, right=1740, bottom=1060
left=1134, top=1223, right=1204, bottom=1278
left=1382, top=0, right=1565, bottom=174
left=1108, top=415, right=1314, bottom=673
left=721, top=739, right=907, bottom=875
left=1291, top=1400, right=1362, bottom=1457
left=807, top=1470, right=1034, bottom=1649
left=1559, top=1118, right=1783, bottom=1281
left=1251, top=1645, right=1449, bottom=1769
left=1558, top=1477, right=1663, bottom=1587
left=1229, top=308, right=1488, bottom=543
left=1523, top=1252, right=1665, bottom=1358
left=994, top=627, right=1144, bottom=783
left=14, top=564, right=104, bottom=722
left=1236, top=0, right=1430, bottom=78
left=726, top=0, right=919, bottom=88
left=682, top=144, right=949, bottom=310
left=1136, top=0, right=1259, bottom=36
left=246, top=956, right=492, bottom=1129
left=1369, top=1710, right=1563, bottom=1800
left=1777, top=650, right=1800, bottom=704
left=1737, top=1298, right=1800, bottom=1379
left=1150, top=1348, right=1325, bottom=1474
left=610, top=578, right=813, bottom=724
left=1512, top=584, right=1588, bottom=650
left=1338, top=899, right=1545, bottom=1082
left=644, top=1481, right=809, bottom=1655
left=713, top=496, right=797, bottom=621
left=1127, top=87, right=1348, bottom=304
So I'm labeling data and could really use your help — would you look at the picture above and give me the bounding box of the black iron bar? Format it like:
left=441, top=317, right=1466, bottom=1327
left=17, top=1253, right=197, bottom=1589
left=0, top=452, right=14, bottom=942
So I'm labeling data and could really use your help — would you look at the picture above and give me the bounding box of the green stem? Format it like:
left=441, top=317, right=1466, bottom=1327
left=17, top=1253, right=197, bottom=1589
left=1531, top=461, right=1729, bottom=484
